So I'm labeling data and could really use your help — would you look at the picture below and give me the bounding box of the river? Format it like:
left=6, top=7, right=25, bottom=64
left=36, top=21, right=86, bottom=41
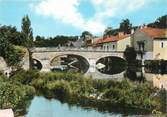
left=26, top=96, right=122, bottom=117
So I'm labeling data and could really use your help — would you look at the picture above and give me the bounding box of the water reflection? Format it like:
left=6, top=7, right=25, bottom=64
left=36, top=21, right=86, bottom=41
left=124, top=67, right=145, bottom=83
left=50, top=54, right=89, bottom=73
left=96, top=56, right=126, bottom=75
left=124, top=64, right=167, bottom=90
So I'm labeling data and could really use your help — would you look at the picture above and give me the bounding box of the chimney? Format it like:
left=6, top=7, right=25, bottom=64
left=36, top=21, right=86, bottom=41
left=143, top=25, right=147, bottom=28
left=140, top=26, right=143, bottom=29
left=131, top=29, right=134, bottom=34
left=118, top=32, right=124, bottom=37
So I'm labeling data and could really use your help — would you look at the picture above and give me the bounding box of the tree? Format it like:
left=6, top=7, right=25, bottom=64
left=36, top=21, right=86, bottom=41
left=104, top=27, right=112, bottom=36
left=103, top=27, right=119, bottom=36
left=148, top=15, right=167, bottom=28
left=0, top=25, right=23, bottom=45
left=124, top=46, right=137, bottom=63
left=119, top=19, right=132, bottom=34
left=21, top=15, right=33, bottom=47
left=0, top=36, right=24, bottom=68
left=21, top=15, right=34, bottom=69
left=81, top=31, right=92, bottom=41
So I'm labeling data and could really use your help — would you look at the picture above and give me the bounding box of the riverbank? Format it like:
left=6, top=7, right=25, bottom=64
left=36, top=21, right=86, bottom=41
left=10, top=70, right=165, bottom=115
left=0, top=72, right=35, bottom=116
left=0, top=70, right=165, bottom=115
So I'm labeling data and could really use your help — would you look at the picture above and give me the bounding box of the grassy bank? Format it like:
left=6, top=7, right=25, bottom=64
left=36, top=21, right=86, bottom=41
left=8, top=70, right=164, bottom=114
left=0, top=72, right=35, bottom=116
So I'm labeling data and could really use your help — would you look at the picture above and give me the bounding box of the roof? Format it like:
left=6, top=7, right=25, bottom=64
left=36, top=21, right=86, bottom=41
left=94, top=34, right=130, bottom=45
left=139, top=27, right=167, bottom=39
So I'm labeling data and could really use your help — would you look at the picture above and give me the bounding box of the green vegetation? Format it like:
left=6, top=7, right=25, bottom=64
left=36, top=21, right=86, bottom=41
left=119, top=19, right=132, bottom=34
left=124, top=46, right=137, bottom=65
left=0, top=68, right=165, bottom=115
left=7, top=70, right=163, bottom=114
left=148, top=15, right=167, bottom=28
left=21, top=15, right=33, bottom=48
left=145, top=60, right=167, bottom=74
left=34, top=35, right=78, bottom=47
left=0, top=31, right=25, bottom=67
left=0, top=73, right=35, bottom=115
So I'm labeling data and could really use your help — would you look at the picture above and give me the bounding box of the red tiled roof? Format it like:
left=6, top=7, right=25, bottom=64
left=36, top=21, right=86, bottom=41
left=94, top=34, right=130, bottom=44
left=139, top=27, right=167, bottom=39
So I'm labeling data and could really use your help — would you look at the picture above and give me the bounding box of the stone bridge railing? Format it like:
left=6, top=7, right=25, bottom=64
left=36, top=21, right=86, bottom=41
left=30, top=47, right=124, bottom=53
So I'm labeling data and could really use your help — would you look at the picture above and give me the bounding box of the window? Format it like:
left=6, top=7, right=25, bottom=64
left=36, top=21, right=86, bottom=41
left=160, top=83, right=163, bottom=89
left=137, top=41, right=145, bottom=51
left=161, top=42, right=164, bottom=48
left=112, top=45, right=115, bottom=50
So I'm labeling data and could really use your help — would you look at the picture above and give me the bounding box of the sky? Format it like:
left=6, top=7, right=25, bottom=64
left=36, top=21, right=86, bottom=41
left=0, top=0, right=167, bottom=37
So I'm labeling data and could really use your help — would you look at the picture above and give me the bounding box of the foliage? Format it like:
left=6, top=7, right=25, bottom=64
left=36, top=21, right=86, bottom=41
left=11, top=69, right=40, bottom=85
left=0, top=36, right=25, bottom=67
left=0, top=75, right=35, bottom=113
left=81, top=31, right=93, bottom=40
left=0, top=25, right=24, bottom=45
left=34, top=35, right=78, bottom=47
left=21, top=15, right=33, bottom=47
left=103, top=27, right=119, bottom=36
left=11, top=70, right=161, bottom=112
left=119, top=19, right=132, bottom=34
left=148, top=15, right=167, bottom=28
left=124, top=46, right=137, bottom=64
left=0, top=69, right=162, bottom=114
left=145, top=60, right=167, bottom=74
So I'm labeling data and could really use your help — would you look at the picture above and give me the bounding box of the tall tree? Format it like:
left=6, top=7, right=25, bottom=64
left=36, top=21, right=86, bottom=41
left=21, top=15, right=33, bottom=47
left=21, top=15, right=33, bottom=69
left=119, top=19, right=132, bottom=34
left=124, top=46, right=137, bottom=64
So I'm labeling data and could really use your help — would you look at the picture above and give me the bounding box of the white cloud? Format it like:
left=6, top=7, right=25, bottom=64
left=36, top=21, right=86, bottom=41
left=33, top=0, right=105, bottom=34
left=33, top=0, right=154, bottom=34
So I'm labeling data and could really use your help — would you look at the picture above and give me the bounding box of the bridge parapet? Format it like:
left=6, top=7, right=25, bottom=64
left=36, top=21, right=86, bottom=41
left=30, top=47, right=124, bottom=53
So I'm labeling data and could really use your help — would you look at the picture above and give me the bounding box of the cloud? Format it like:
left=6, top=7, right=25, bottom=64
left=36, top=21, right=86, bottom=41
left=33, top=0, right=154, bottom=34
left=34, top=0, right=105, bottom=34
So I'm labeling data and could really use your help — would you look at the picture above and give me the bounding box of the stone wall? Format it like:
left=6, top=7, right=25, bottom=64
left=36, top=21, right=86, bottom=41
left=0, top=57, right=10, bottom=77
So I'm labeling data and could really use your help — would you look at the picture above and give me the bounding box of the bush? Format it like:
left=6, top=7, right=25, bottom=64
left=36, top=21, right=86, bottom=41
left=0, top=80, right=34, bottom=111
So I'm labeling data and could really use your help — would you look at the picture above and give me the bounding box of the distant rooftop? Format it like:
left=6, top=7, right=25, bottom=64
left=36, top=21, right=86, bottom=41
left=94, top=33, right=130, bottom=44
left=139, top=27, right=167, bottom=39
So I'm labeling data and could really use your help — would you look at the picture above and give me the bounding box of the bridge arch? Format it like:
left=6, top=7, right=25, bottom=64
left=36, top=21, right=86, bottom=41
left=49, top=54, right=90, bottom=73
left=96, top=56, right=127, bottom=75
left=32, top=58, right=43, bottom=70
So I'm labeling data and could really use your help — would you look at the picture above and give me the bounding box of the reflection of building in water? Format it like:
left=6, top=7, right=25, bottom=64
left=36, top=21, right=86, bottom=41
left=145, top=73, right=167, bottom=90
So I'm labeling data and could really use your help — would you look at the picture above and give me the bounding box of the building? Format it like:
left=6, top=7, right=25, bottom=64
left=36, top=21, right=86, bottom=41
left=93, top=32, right=131, bottom=51
left=132, top=27, right=167, bottom=60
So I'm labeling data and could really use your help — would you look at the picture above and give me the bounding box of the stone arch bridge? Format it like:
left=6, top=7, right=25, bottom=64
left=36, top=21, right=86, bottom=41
left=30, top=47, right=125, bottom=79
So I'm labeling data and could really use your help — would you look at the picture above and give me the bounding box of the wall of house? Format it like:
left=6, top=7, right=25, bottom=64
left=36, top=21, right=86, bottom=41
left=136, top=52, right=153, bottom=60
left=117, top=37, right=131, bottom=51
left=153, top=40, right=167, bottom=60
left=103, top=42, right=117, bottom=51
left=132, top=30, right=153, bottom=52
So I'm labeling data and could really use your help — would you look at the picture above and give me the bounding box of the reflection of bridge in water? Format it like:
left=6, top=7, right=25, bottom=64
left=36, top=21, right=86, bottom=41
left=30, top=47, right=125, bottom=79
